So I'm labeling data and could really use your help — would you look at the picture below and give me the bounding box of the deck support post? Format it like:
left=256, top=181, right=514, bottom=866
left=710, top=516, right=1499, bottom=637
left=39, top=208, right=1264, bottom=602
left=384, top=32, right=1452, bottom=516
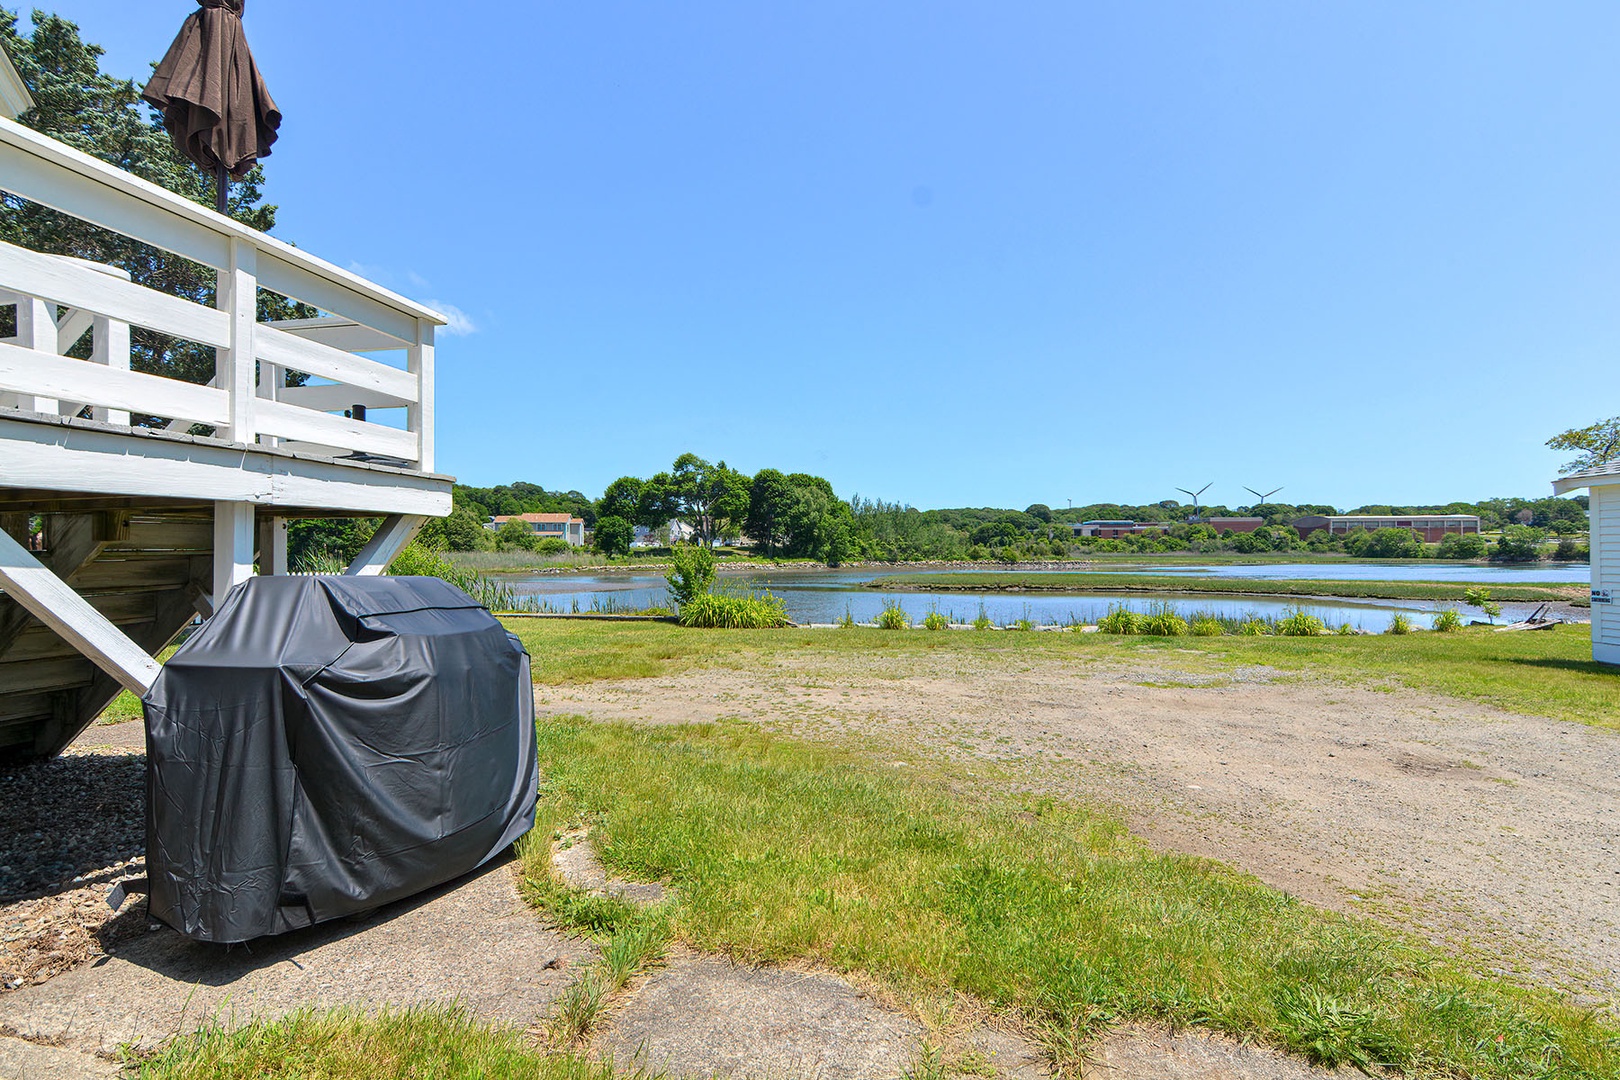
left=345, top=514, right=426, bottom=576
left=407, top=319, right=434, bottom=472
left=258, top=516, right=289, bottom=575
left=212, top=500, right=256, bottom=603
left=0, top=525, right=159, bottom=695
left=13, top=296, right=58, bottom=414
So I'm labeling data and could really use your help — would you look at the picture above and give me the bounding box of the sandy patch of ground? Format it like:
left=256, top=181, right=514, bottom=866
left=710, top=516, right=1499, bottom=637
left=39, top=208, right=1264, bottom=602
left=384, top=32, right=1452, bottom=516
left=0, top=857, right=589, bottom=1076
left=536, top=650, right=1620, bottom=1000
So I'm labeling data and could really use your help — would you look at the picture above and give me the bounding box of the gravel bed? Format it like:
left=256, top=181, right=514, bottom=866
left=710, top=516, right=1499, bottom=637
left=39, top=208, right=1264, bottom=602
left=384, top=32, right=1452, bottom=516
left=0, top=748, right=148, bottom=992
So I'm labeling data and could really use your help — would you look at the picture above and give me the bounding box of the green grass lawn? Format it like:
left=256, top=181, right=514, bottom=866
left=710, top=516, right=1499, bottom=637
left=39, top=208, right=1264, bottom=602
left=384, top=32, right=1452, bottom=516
left=510, top=716, right=1620, bottom=1078
left=504, top=619, right=1617, bottom=731
left=869, top=572, right=1588, bottom=603
left=134, top=619, right=1618, bottom=1077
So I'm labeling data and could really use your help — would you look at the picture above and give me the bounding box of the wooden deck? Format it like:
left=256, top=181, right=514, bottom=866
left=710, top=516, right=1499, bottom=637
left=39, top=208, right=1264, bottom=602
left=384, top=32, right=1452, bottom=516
left=0, top=113, right=454, bottom=757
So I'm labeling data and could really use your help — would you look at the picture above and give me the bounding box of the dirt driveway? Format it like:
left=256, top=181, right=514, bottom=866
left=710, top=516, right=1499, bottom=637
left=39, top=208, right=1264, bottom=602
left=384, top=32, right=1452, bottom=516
left=536, top=648, right=1620, bottom=1000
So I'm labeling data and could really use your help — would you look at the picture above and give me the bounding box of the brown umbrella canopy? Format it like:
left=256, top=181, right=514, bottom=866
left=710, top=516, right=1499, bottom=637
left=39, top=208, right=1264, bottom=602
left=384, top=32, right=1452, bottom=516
left=142, top=0, right=280, bottom=210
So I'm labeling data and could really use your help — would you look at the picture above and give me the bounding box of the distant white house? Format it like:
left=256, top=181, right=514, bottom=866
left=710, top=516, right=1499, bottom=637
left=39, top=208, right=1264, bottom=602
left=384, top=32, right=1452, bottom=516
left=488, top=513, right=585, bottom=547
left=1552, top=464, right=1617, bottom=665
left=630, top=520, right=696, bottom=547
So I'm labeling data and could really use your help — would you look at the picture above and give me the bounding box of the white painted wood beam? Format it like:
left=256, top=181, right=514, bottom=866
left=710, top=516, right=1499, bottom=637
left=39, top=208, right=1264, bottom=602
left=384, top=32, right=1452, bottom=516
left=258, top=516, right=288, bottom=575
left=0, top=414, right=452, bottom=516
left=217, top=240, right=256, bottom=445
left=15, top=295, right=57, bottom=413
left=345, top=514, right=426, bottom=576
left=212, top=501, right=256, bottom=602
left=0, top=526, right=160, bottom=695
left=408, top=320, right=434, bottom=473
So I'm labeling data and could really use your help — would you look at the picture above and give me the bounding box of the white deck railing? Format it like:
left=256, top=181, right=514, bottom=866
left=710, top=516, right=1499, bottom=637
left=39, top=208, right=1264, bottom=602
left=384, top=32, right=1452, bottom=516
left=0, top=114, right=443, bottom=471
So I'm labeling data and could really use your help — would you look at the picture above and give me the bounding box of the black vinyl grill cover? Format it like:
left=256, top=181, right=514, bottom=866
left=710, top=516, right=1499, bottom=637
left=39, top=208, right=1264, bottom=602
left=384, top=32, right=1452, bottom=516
left=141, top=575, right=537, bottom=943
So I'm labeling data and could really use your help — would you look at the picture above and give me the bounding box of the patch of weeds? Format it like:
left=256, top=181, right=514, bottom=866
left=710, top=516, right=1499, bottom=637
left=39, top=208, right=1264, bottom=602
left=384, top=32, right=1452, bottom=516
left=548, top=970, right=606, bottom=1045
left=875, top=601, right=911, bottom=630
left=972, top=602, right=992, bottom=631
left=1273, top=986, right=1408, bottom=1073
left=1387, top=613, right=1413, bottom=635
left=1096, top=605, right=1140, bottom=635
left=1432, top=608, right=1464, bottom=633
left=902, top=1041, right=948, bottom=1080
left=923, top=610, right=949, bottom=632
left=1277, top=609, right=1326, bottom=637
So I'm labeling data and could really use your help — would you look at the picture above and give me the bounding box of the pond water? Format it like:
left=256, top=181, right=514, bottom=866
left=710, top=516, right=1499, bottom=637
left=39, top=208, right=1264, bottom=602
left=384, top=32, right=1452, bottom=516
left=504, top=561, right=1587, bottom=631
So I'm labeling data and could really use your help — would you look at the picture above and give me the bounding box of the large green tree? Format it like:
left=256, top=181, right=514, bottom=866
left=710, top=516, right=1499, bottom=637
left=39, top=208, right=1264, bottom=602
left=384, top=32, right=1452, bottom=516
left=669, top=453, right=750, bottom=547
left=0, top=9, right=313, bottom=391
left=1547, top=416, right=1620, bottom=476
left=744, top=468, right=794, bottom=555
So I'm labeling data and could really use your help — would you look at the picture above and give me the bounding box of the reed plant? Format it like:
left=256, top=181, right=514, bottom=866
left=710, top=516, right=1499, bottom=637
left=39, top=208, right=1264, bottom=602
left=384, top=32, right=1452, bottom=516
left=1431, top=609, right=1464, bottom=633
left=1096, top=605, right=1141, bottom=635
left=874, top=600, right=912, bottom=630
left=1277, top=609, right=1327, bottom=637
left=1138, top=602, right=1188, bottom=637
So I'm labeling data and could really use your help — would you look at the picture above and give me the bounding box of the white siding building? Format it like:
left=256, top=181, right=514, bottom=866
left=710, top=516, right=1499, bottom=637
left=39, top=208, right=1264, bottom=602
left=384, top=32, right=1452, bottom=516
left=1552, top=464, right=1618, bottom=665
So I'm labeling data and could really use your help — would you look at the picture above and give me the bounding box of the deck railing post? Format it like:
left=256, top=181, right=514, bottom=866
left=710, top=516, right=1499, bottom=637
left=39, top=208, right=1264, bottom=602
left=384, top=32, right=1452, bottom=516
left=90, top=313, right=131, bottom=425
left=217, top=238, right=257, bottom=444
left=15, top=296, right=58, bottom=414
left=408, top=318, right=434, bottom=472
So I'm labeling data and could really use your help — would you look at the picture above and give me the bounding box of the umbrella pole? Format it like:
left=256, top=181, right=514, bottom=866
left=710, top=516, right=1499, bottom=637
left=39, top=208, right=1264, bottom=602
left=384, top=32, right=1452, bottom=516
left=215, top=162, right=229, bottom=215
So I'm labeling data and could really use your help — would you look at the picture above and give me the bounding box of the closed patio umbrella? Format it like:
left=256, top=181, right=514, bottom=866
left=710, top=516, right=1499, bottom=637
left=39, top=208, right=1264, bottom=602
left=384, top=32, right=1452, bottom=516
left=141, top=0, right=280, bottom=214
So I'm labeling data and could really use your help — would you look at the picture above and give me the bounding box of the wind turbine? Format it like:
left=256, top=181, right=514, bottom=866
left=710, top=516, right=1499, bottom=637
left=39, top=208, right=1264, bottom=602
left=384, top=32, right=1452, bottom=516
left=1244, top=486, right=1283, bottom=508
left=1175, top=483, right=1211, bottom=522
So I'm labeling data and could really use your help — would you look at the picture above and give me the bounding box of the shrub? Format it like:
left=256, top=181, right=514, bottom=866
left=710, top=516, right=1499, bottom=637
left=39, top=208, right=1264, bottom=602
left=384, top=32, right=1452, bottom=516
left=1554, top=537, right=1582, bottom=561
left=1278, top=609, right=1326, bottom=637
left=1360, top=527, right=1424, bottom=559
left=1387, top=612, right=1413, bottom=635
left=1463, top=586, right=1501, bottom=624
left=665, top=544, right=716, bottom=606
left=874, top=601, right=911, bottom=630
left=1491, top=525, right=1546, bottom=563
left=496, top=518, right=539, bottom=552
left=536, top=537, right=571, bottom=555
left=966, top=545, right=989, bottom=561
left=1431, top=608, right=1463, bottom=633
left=923, top=610, right=949, bottom=631
left=1336, top=622, right=1357, bottom=635
left=1189, top=616, right=1224, bottom=637
left=677, top=592, right=789, bottom=629
left=1096, top=606, right=1140, bottom=635
left=1237, top=619, right=1271, bottom=636
left=1139, top=604, right=1187, bottom=637
left=592, top=515, right=633, bottom=557
left=1436, top=533, right=1488, bottom=560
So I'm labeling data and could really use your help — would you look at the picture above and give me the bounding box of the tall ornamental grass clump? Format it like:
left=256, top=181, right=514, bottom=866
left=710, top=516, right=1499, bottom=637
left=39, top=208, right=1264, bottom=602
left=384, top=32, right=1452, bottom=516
left=1138, top=603, right=1187, bottom=637
left=677, top=592, right=789, bottom=629
left=1097, top=605, right=1141, bottom=635
left=1387, top=612, right=1413, bottom=635
left=1277, top=609, right=1326, bottom=637
left=1432, top=609, right=1464, bottom=633
left=1189, top=616, right=1225, bottom=637
left=874, top=601, right=911, bottom=630
left=923, top=610, right=949, bottom=631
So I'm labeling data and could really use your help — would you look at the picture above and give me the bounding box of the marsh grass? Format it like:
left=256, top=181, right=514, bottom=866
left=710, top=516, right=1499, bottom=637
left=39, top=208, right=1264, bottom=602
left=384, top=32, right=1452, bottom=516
left=871, top=573, right=1585, bottom=604
left=516, top=716, right=1620, bottom=1078
left=131, top=1005, right=651, bottom=1080
left=874, top=600, right=912, bottom=630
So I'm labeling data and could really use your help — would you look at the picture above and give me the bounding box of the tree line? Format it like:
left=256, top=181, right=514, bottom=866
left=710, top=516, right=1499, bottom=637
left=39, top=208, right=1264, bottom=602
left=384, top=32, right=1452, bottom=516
left=413, top=451, right=1591, bottom=567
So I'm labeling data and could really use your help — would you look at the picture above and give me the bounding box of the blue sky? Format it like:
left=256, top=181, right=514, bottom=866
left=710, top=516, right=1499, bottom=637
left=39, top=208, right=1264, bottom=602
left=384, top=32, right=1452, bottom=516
left=34, top=2, right=1620, bottom=509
